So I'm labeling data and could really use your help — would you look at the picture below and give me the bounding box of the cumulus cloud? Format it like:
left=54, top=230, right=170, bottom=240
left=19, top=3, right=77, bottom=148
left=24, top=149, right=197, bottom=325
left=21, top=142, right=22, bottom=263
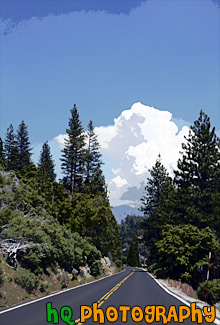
left=55, top=102, right=190, bottom=206
left=54, top=134, right=68, bottom=149
left=110, top=175, right=128, bottom=188
left=94, top=125, right=117, bottom=149
left=95, top=102, right=190, bottom=206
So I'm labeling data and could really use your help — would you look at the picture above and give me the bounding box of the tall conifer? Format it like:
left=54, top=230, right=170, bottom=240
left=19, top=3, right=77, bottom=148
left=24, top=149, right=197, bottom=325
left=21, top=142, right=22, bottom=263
left=16, top=121, right=32, bottom=171
left=61, top=104, right=85, bottom=193
left=4, top=124, right=18, bottom=171
left=127, top=235, right=140, bottom=267
left=141, top=155, right=169, bottom=216
left=174, top=110, right=220, bottom=232
left=85, top=120, right=106, bottom=196
left=38, top=142, right=56, bottom=190
left=141, top=156, right=176, bottom=261
left=0, top=137, right=6, bottom=168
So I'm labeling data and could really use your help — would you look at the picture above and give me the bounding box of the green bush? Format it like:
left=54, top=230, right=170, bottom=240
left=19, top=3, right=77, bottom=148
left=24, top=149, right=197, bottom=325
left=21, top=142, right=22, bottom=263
left=0, top=208, right=21, bottom=227
left=39, top=281, right=49, bottom=293
left=15, top=268, right=40, bottom=294
left=20, top=246, right=44, bottom=275
left=4, top=214, right=105, bottom=275
left=86, top=246, right=102, bottom=277
left=197, top=279, right=220, bottom=305
left=114, top=259, right=122, bottom=269
left=90, top=260, right=102, bottom=277
left=155, top=224, right=220, bottom=286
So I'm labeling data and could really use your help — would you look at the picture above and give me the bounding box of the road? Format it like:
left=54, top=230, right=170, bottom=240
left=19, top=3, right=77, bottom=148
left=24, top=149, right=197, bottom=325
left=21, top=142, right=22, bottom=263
left=0, top=267, right=216, bottom=324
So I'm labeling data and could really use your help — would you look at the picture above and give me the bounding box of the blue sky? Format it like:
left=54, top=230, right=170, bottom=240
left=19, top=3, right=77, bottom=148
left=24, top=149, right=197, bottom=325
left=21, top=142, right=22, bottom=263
left=0, top=0, right=219, bottom=206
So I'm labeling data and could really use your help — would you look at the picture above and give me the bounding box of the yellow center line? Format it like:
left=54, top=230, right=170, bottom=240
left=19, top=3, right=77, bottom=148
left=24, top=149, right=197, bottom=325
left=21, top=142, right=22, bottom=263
left=74, top=269, right=135, bottom=324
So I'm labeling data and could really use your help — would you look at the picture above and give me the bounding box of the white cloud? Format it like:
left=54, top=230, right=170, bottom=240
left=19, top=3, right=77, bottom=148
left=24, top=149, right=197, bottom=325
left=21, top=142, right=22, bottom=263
left=54, top=125, right=117, bottom=150
left=112, top=168, right=121, bottom=175
left=94, top=125, right=118, bottom=149
left=53, top=102, right=191, bottom=206
left=110, top=175, right=128, bottom=188
left=54, top=134, right=68, bottom=149
left=95, top=102, right=190, bottom=206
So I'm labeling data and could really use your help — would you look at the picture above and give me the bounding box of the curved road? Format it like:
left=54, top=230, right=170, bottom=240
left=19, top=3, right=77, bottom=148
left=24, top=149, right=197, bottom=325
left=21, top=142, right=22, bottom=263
left=0, top=268, right=216, bottom=324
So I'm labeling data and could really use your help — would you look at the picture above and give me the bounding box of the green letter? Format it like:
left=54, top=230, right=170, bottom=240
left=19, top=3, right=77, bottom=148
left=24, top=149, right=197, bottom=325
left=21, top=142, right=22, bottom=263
left=46, top=302, right=59, bottom=324
left=60, top=306, right=75, bottom=325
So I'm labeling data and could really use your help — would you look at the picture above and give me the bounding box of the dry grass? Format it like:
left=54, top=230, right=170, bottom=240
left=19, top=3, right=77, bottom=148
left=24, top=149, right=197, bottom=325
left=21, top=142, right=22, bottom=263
left=0, top=254, right=83, bottom=310
left=0, top=254, right=118, bottom=310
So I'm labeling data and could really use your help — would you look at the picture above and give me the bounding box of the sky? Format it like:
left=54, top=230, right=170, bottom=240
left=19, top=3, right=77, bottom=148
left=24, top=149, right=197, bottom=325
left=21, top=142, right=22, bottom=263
left=0, top=0, right=219, bottom=206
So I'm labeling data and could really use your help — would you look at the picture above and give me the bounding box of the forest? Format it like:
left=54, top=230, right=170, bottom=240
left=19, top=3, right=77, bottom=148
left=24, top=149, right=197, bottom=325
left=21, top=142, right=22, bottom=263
left=0, top=107, right=219, bottom=306
left=121, top=110, right=220, bottom=304
left=0, top=105, right=121, bottom=306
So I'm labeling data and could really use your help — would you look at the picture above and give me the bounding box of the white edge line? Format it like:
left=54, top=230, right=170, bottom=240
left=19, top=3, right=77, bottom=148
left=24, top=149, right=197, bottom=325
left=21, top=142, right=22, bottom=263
left=146, top=270, right=191, bottom=307
left=0, top=269, right=125, bottom=315
left=141, top=269, right=220, bottom=325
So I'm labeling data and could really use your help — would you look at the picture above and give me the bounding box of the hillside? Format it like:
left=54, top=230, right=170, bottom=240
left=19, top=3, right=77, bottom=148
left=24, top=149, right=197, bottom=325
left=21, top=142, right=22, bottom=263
left=0, top=170, right=121, bottom=309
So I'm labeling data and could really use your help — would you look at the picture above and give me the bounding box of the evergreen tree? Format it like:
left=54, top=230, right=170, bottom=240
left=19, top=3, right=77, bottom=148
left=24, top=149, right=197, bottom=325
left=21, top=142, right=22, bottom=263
left=16, top=121, right=32, bottom=171
left=37, top=142, right=56, bottom=197
left=85, top=120, right=106, bottom=196
left=174, top=110, right=220, bottom=233
left=127, top=235, right=140, bottom=267
left=38, top=141, right=56, bottom=183
left=143, top=176, right=178, bottom=243
left=4, top=124, right=18, bottom=171
left=61, top=105, right=86, bottom=193
left=0, top=137, right=6, bottom=168
left=140, top=156, right=178, bottom=264
left=141, top=155, right=169, bottom=216
left=90, top=167, right=107, bottom=197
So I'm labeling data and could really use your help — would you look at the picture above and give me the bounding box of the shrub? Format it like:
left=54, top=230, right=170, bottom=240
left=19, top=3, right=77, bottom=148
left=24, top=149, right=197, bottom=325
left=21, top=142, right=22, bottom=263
left=86, top=247, right=102, bottom=277
left=15, top=268, right=40, bottom=294
left=90, top=260, right=102, bottom=277
left=114, top=259, right=122, bottom=269
left=197, top=279, right=220, bottom=305
left=0, top=208, right=21, bottom=227
left=39, top=282, right=49, bottom=293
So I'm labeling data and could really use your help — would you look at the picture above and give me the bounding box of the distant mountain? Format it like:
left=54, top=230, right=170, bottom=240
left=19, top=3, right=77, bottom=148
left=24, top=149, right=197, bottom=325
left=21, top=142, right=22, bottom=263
left=111, top=204, right=144, bottom=223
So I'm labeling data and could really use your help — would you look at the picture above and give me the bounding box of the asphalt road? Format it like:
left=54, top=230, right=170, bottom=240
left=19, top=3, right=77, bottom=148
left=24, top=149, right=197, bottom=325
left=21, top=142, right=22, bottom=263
left=0, top=268, right=216, bottom=325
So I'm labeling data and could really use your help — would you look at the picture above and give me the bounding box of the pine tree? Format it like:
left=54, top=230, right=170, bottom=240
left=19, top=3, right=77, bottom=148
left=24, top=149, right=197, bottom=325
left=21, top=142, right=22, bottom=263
left=85, top=120, right=101, bottom=182
left=84, top=120, right=106, bottom=196
left=38, top=142, right=56, bottom=181
left=140, top=156, right=178, bottom=265
left=0, top=137, right=6, bottom=168
left=4, top=124, right=18, bottom=171
left=61, top=104, right=86, bottom=193
left=127, top=235, right=140, bottom=267
left=38, top=142, right=56, bottom=191
left=16, top=121, right=32, bottom=171
left=140, top=155, right=170, bottom=216
left=174, top=110, right=220, bottom=232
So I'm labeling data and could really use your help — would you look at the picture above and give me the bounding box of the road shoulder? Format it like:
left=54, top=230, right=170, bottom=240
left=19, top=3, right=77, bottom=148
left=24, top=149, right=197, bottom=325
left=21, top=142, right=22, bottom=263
left=140, top=268, right=220, bottom=325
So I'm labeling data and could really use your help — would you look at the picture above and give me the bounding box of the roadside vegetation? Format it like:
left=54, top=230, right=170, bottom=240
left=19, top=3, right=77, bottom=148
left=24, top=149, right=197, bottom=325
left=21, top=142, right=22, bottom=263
left=0, top=106, right=121, bottom=309
left=122, top=111, right=220, bottom=305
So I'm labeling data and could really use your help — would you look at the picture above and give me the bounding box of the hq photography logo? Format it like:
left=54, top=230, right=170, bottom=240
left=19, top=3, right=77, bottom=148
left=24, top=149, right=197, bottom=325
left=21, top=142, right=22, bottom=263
left=46, top=302, right=216, bottom=324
